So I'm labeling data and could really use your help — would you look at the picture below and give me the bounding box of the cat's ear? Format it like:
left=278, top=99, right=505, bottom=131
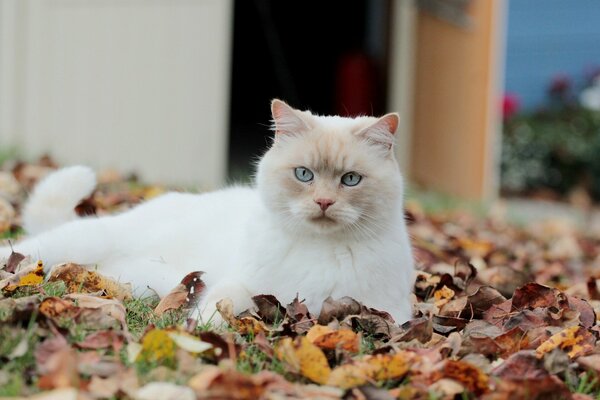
left=271, top=99, right=311, bottom=136
left=357, top=113, right=399, bottom=151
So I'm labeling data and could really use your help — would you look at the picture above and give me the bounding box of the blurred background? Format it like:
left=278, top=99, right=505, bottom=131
left=1, top=0, right=600, bottom=209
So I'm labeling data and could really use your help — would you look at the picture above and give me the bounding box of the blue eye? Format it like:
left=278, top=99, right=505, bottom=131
left=341, top=172, right=362, bottom=186
left=294, top=167, right=314, bottom=182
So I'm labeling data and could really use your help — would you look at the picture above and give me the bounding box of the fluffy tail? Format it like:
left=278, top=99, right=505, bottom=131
left=22, top=166, right=97, bottom=235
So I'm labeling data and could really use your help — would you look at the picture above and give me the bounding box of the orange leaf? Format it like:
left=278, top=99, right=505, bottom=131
left=536, top=325, right=595, bottom=359
left=275, top=337, right=331, bottom=384
left=307, top=325, right=360, bottom=353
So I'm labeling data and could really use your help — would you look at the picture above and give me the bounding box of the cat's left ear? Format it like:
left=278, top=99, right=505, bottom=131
left=357, top=113, right=399, bottom=151
left=271, top=99, right=311, bottom=136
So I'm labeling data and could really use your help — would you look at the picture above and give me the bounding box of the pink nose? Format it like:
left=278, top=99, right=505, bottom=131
left=315, top=198, right=335, bottom=211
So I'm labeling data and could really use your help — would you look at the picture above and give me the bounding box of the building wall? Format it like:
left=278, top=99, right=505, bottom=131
left=0, top=0, right=232, bottom=189
left=505, top=0, right=600, bottom=109
left=410, top=1, right=505, bottom=199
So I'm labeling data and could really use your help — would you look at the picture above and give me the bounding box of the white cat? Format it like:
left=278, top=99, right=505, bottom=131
left=0, top=100, right=415, bottom=324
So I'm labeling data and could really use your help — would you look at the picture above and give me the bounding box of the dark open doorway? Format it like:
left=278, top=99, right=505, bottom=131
left=227, top=0, right=393, bottom=181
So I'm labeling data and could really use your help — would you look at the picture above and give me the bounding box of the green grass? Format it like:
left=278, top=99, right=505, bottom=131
left=0, top=311, right=42, bottom=397
left=405, top=184, right=489, bottom=217
left=566, top=370, right=600, bottom=397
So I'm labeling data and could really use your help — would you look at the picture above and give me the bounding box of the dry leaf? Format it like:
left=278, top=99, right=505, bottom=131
left=0, top=260, right=44, bottom=292
left=154, top=271, right=205, bottom=316
left=275, top=336, right=331, bottom=384
left=216, top=298, right=267, bottom=335
left=536, top=325, right=595, bottom=359
left=47, top=263, right=132, bottom=300
left=306, top=324, right=360, bottom=352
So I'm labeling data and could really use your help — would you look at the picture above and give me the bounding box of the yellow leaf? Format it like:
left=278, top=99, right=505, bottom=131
left=434, top=285, right=455, bottom=307
left=536, top=325, right=595, bottom=359
left=327, top=352, right=412, bottom=389
left=306, top=325, right=333, bottom=343
left=275, top=337, right=331, bottom=384
left=138, top=329, right=176, bottom=364
left=18, top=261, right=44, bottom=286
left=216, top=298, right=267, bottom=335
left=364, top=352, right=410, bottom=381
left=1, top=261, right=44, bottom=292
left=327, top=364, right=371, bottom=389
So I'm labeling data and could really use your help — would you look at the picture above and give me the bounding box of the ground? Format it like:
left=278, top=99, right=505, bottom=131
left=2, top=159, right=600, bottom=399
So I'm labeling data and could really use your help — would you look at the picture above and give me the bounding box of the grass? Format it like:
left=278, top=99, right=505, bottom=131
left=566, top=370, right=600, bottom=398
left=124, top=296, right=187, bottom=339
left=405, top=185, right=489, bottom=217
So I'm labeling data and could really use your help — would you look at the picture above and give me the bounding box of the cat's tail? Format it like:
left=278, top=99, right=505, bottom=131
left=22, top=166, right=97, bottom=235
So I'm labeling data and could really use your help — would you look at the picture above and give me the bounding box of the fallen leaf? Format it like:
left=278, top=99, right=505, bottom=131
left=438, top=360, right=489, bottom=395
left=216, top=298, right=267, bottom=335
left=275, top=336, right=331, bottom=384
left=4, top=250, right=26, bottom=273
left=138, top=329, right=176, bottom=364
left=47, top=263, right=132, bottom=300
left=306, top=324, right=360, bottom=352
left=253, top=294, right=286, bottom=324
left=536, top=325, right=595, bottom=359
left=0, top=260, right=44, bottom=292
left=318, top=296, right=362, bottom=325
left=167, top=331, right=212, bottom=354
left=154, top=271, right=205, bottom=316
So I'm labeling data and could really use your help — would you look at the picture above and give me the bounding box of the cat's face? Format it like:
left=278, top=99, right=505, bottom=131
left=256, top=100, right=404, bottom=239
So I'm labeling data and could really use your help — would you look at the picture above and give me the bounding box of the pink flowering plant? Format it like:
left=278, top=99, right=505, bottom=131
left=501, top=70, right=600, bottom=200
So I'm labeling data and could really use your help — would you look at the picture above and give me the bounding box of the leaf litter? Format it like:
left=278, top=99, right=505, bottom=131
left=2, top=159, right=600, bottom=398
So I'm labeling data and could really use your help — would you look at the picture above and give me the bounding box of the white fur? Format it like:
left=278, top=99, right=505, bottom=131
left=0, top=102, right=415, bottom=325
left=22, top=166, right=96, bottom=235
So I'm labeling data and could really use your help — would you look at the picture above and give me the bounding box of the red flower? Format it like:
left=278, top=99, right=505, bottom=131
left=502, top=93, right=520, bottom=120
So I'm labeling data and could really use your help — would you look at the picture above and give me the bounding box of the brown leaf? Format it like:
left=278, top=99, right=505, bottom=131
left=460, top=286, right=507, bottom=319
left=198, top=331, right=238, bottom=362
left=318, top=296, right=362, bottom=325
left=439, top=360, right=489, bottom=396
left=567, top=296, right=596, bottom=328
left=252, top=294, right=286, bottom=324
left=154, top=271, right=205, bottom=316
left=477, top=265, right=531, bottom=298
left=492, top=350, right=546, bottom=379
left=511, top=283, right=563, bottom=311
left=39, top=297, right=78, bottom=324
left=285, top=296, right=314, bottom=335
left=74, top=195, right=97, bottom=217
left=217, top=298, right=267, bottom=335
left=47, top=263, right=132, bottom=300
left=35, top=336, right=79, bottom=390
left=4, top=250, right=25, bottom=273
left=392, top=317, right=432, bottom=343
left=76, top=330, right=125, bottom=351
left=432, top=315, right=468, bottom=334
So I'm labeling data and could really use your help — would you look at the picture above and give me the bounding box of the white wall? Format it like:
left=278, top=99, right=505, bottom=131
left=0, top=0, right=233, bottom=189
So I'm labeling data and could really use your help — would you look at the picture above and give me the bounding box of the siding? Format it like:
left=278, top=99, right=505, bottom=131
left=505, top=0, right=600, bottom=110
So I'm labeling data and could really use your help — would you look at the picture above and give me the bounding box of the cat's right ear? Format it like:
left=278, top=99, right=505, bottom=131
left=271, top=99, right=311, bottom=136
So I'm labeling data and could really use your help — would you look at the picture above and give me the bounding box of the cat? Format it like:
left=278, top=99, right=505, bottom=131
left=0, top=100, right=415, bottom=324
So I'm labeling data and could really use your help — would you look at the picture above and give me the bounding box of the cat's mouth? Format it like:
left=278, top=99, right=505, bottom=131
left=310, top=215, right=336, bottom=224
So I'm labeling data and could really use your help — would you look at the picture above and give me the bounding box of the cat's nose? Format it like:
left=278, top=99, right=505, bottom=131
left=315, top=198, right=335, bottom=211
